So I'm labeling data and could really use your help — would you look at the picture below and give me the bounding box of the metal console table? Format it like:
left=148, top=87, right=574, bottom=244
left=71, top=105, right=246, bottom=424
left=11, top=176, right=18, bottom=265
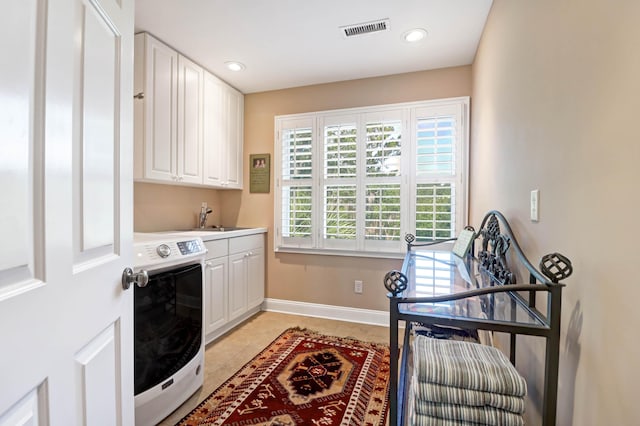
left=384, top=211, right=573, bottom=426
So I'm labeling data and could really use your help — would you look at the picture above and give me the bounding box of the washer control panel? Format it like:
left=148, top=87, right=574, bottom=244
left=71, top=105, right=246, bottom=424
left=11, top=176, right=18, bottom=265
left=177, top=239, right=204, bottom=255
left=134, top=234, right=206, bottom=269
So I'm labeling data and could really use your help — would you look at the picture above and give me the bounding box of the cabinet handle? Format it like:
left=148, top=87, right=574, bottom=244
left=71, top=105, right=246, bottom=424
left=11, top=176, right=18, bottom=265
left=133, top=92, right=144, bottom=99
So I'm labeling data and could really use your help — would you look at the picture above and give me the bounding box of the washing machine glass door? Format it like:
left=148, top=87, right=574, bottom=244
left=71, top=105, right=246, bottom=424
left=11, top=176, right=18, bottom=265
left=134, top=262, right=203, bottom=395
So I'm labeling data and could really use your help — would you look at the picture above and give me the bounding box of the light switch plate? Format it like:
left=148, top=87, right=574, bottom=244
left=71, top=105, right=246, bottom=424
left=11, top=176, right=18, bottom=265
left=530, top=190, right=539, bottom=222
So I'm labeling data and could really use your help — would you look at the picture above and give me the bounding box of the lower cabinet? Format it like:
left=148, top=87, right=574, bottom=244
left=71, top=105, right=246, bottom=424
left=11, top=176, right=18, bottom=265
left=204, top=233, right=265, bottom=344
left=204, top=254, right=228, bottom=335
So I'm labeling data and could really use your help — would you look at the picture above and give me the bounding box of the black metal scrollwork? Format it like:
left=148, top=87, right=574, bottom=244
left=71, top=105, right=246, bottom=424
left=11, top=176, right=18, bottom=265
left=404, top=233, right=415, bottom=251
left=540, top=253, right=573, bottom=283
left=384, top=270, right=408, bottom=296
left=478, top=213, right=515, bottom=284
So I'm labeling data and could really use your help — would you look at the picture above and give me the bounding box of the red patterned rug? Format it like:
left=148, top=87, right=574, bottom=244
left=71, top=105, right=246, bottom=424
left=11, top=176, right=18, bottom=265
left=177, top=328, right=390, bottom=425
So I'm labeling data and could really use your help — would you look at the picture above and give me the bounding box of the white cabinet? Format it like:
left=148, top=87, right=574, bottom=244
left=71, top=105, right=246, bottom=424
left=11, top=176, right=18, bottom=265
left=228, top=252, right=248, bottom=321
left=203, top=71, right=244, bottom=189
left=134, top=33, right=178, bottom=183
left=134, top=32, right=244, bottom=189
left=246, top=248, right=265, bottom=309
left=204, top=240, right=228, bottom=336
left=135, top=32, right=204, bottom=184
left=176, top=55, right=204, bottom=185
left=203, top=233, right=265, bottom=343
left=228, top=233, right=264, bottom=320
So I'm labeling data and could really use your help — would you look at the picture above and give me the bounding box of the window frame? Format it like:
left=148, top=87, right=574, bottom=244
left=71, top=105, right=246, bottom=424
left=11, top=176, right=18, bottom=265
left=274, top=97, right=469, bottom=258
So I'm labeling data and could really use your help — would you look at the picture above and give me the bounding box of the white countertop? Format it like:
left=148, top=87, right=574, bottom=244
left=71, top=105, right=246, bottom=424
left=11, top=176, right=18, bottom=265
left=155, top=227, right=268, bottom=242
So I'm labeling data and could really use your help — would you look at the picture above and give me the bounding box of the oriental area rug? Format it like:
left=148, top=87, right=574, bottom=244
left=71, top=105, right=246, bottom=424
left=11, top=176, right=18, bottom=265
left=177, top=328, right=390, bottom=426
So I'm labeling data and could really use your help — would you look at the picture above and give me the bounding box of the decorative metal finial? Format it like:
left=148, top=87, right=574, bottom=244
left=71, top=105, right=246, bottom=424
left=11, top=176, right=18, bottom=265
left=540, top=253, right=573, bottom=283
left=384, top=270, right=408, bottom=296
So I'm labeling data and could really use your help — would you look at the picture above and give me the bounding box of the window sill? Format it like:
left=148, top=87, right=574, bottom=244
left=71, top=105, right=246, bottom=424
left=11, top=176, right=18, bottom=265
left=274, top=246, right=406, bottom=260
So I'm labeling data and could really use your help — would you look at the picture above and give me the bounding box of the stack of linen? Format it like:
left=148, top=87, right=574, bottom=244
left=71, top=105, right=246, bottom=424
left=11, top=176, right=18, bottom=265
left=408, top=335, right=526, bottom=425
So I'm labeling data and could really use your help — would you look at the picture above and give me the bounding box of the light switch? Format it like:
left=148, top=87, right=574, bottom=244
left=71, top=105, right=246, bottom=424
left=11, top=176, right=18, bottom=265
left=530, top=190, right=539, bottom=222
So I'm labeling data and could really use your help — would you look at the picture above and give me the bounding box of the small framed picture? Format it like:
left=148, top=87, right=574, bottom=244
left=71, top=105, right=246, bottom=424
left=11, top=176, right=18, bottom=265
left=249, top=154, right=270, bottom=193
left=452, top=228, right=475, bottom=258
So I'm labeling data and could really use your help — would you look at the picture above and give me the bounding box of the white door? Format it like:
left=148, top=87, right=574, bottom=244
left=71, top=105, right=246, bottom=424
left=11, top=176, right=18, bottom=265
left=0, top=0, right=134, bottom=425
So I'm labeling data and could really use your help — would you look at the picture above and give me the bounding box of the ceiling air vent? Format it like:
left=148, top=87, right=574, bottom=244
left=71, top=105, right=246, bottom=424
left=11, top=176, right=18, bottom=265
left=340, top=19, right=390, bottom=38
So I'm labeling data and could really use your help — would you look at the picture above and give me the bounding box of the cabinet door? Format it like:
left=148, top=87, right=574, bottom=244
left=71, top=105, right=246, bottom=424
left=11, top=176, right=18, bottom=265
left=246, top=247, right=265, bottom=310
left=228, top=252, right=248, bottom=321
left=205, top=256, right=228, bottom=336
left=225, top=87, right=244, bottom=189
left=140, top=34, right=178, bottom=182
left=202, top=71, right=225, bottom=186
left=177, top=55, right=204, bottom=184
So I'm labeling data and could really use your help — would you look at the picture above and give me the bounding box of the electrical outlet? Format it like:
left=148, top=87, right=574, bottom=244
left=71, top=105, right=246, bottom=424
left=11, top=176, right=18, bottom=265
left=354, top=280, right=363, bottom=294
left=530, top=189, right=539, bottom=222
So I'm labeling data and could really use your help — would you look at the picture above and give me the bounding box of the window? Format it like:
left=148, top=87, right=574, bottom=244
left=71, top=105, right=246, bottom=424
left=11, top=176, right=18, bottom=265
left=275, top=98, right=469, bottom=257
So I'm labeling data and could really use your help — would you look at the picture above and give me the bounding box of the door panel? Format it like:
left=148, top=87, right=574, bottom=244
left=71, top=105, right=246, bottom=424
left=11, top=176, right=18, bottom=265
left=0, top=0, right=134, bottom=424
left=74, top=324, right=119, bottom=426
left=79, top=1, right=118, bottom=252
left=0, top=0, right=46, bottom=298
left=0, top=387, right=43, bottom=426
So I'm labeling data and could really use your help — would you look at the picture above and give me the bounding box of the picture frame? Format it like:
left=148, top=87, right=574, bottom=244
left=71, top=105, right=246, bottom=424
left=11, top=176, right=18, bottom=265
left=452, top=228, right=475, bottom=258
left=249, top=153, right=270, bottom=193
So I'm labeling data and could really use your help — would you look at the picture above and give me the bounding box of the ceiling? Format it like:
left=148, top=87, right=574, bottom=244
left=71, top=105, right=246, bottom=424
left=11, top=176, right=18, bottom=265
left=134, top=0, right=493, bottom=94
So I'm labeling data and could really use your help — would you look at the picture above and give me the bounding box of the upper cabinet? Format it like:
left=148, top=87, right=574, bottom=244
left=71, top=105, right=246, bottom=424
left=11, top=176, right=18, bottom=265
left=177, top=55, right=204, bottom=185
left=203, top=72, right=244, bottom=189
left=134, top=33, right=243, bottom=189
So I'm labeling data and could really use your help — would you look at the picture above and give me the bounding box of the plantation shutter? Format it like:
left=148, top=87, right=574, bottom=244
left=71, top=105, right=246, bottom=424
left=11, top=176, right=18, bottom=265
left=413, top=104, right=465, bottom=242
left=321, top=115, right=358, bottom=250
left=277, top=117, right=314, bottom=248
left=274, top=98, right=468, bottom=256
left=362, top=110, right=405, bottom=252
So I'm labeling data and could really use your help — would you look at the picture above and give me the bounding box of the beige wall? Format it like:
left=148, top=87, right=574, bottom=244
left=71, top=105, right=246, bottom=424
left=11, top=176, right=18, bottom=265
left=472, top=0, right=640, bottom=424
left=220, top=66, right=472, bottom=311
left=134, top=182, right=222, bottom=232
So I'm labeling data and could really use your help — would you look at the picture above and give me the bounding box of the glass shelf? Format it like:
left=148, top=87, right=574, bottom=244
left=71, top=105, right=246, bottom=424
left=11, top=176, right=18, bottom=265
left=397, top=250, right=546, bottom=328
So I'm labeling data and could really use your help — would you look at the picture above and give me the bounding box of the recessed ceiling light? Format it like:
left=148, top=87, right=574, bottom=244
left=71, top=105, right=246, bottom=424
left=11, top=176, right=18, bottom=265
left=225, top=61, right=245, bottom=71
left=403, top=28, right=427, bottom=43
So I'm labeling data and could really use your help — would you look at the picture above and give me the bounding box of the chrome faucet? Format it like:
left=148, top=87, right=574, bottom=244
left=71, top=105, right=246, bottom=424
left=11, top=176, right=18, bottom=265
left=198, top=203, right=212, bottom=229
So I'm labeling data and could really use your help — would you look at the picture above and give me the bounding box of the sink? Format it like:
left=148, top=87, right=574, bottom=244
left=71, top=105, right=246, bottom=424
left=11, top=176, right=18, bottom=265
left=201, top=227, right=250, bottom=232
left=178, top=227, right=250, bottom=232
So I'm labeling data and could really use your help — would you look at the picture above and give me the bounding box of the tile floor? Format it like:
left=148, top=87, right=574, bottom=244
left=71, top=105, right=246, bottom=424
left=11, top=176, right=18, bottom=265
left=158, top=311, right=395, bottom=425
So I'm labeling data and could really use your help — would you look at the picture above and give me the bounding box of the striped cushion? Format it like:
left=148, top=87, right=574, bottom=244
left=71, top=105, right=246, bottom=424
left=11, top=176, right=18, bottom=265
left=412, top=379, right=525, bottom=413
left=413, top=335, right=527, bottom=396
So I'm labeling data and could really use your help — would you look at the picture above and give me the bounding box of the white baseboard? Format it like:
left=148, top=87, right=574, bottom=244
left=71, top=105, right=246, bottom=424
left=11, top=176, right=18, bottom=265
left=262, top=298, right=390, bottom=327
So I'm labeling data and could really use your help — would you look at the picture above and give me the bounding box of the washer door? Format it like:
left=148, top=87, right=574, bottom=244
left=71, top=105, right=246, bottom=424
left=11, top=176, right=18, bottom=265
left=134, top=263, right=203, bottom=395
